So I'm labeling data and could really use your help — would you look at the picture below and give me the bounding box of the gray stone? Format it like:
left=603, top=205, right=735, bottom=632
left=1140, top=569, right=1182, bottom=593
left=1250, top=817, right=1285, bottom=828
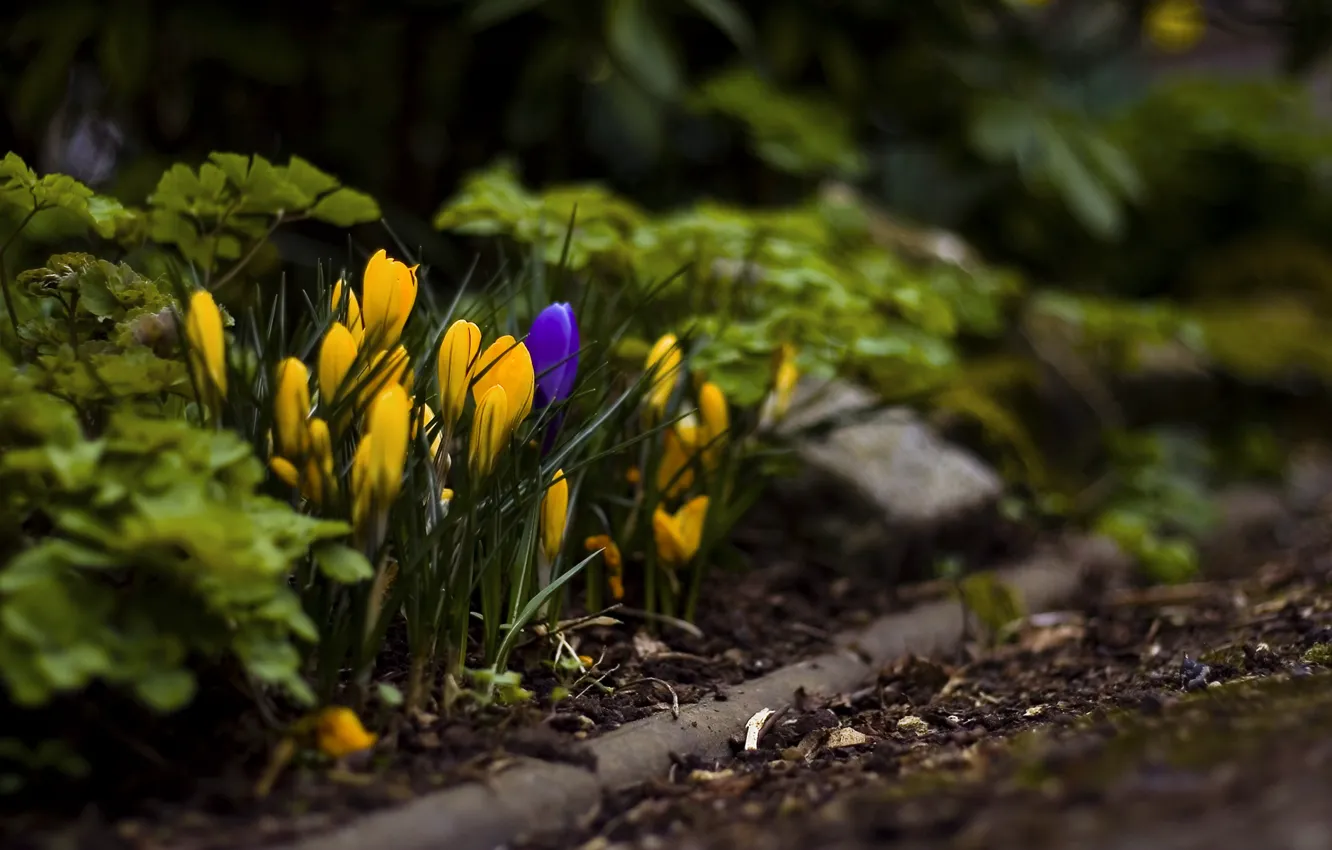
left=778, top=379, right=1003, bottom=530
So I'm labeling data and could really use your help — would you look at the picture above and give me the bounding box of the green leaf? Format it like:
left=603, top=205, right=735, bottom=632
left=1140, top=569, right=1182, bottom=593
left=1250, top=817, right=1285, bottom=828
left=285, top=156, right=341, bottom=198
left=133, top=668, right=197, bottom=712
left=682, top=0, right=754, bottom=52
left=376, top=682, right=404, bottom=707
left=606, top=0, right=681, bottom=99
left=309, top=188, right=381, bottom=227
left=312, top=543, right=374, bottom=583
left=470, top=0, right=550, bottom=29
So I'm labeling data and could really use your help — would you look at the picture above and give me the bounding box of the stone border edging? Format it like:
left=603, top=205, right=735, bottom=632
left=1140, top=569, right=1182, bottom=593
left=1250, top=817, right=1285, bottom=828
left=281, top=538, right=1115, bottom=850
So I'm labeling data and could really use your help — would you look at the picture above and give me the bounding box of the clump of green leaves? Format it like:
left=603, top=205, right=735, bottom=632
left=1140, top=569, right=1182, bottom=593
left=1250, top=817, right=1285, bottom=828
left=0, top=350, right=359, bottom=710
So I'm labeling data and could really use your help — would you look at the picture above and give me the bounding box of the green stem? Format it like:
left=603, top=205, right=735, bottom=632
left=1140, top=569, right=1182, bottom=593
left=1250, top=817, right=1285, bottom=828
left=0, top=206, right=43, bottom=356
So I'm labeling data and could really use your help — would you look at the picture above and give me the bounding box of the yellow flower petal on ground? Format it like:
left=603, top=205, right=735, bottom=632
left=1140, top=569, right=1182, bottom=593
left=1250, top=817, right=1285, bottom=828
left=315, top=706, right=378, bottom=758
left=360, top=249, right=418, bottom=352
left=274, top=357, right=311, bottom=458
left=332, top=279, right=364, bottom=347
left=643, top=334, right=682, bottom=420
left=468, top=385, right=509, bottom=480
left=437, top=319, right=481, bottom=434
left=318, top=322, right=359, bottom=406
left=185, top=290, right=227, bottom=402
left=698, top=381, right=728, bottom=467
left=471, top=335, right=534, bottom=431
left=540, top=469, right=569, bottom=563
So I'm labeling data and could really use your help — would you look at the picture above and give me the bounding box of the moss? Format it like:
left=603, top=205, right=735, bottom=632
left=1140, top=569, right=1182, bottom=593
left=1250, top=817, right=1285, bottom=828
left=1301, top=643, right=1332, bottom=666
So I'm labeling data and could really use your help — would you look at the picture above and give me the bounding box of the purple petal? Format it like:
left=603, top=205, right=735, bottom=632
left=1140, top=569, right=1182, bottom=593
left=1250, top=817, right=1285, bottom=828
left=527, top=303, right=579, bottom=408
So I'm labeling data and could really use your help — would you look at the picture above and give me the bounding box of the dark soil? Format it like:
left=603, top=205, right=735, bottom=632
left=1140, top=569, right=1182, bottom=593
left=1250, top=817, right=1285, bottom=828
left=6, top=501, right=1028, bottom=850
left=515, top=513, right=1332, bottom=850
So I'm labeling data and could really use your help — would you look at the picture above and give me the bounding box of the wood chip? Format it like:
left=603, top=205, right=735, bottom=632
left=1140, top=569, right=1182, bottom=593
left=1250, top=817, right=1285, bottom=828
left=825, top=727, right=870, bottom=749
left=745, top=708, right=775, bottom=751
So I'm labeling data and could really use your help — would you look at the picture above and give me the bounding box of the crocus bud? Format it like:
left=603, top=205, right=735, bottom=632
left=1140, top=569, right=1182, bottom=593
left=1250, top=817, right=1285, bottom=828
left=469, top=385, right=510, bottom=480
left=527, top=303, right=580, bottom=408
left=472, top=336, right=534, bottom=432
left=437, top=319, right=481, bottom=433
left=643, top=334, right=682, bottom=420
left=274, top=357, right=312, bottom=459
left=185, top=290, right=227, bottom=404
left=318, top=322, right=359, bottom=406
left=540, top=469, right=569, bottom=563
left=360, top=249, right=418, bottom=352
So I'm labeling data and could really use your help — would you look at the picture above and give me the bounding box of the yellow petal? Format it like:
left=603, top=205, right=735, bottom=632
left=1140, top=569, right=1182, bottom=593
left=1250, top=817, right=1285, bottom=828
left=643, top=334, right=682, bottom=420
left=540, top=469, right=569, bottom=563
left=437, top=319, right=481, bottom=434
left=367, top=385, right=410, bottom=506
left=656, top=427, right=696, bottom=498
left=274, top=358, right=311, bottom=459
left=698, top=382, right=729, bottom=468
left=675, top=495, right=709, bottom=561
left=359, top=345, right=412, bottom=412
left=1146, top=0, right=1204, bottom=52
left=315, top=707, right=378, bottom=759
left=185, top=290, right=227, bottom=400
left=269, top=455, right=300, bottom=488
left=318, top=322, right=359, bottom=407
left=652, top=507, right=687, bottom=569
left=360, top=250, right=418, bottom=352
left=332, top=279, right=364, bottom=345
left=351, top=433, right=375, bottom=529
left=468, top=385, right=509, bottom=480
left=471, top=336, right=534, bottom=431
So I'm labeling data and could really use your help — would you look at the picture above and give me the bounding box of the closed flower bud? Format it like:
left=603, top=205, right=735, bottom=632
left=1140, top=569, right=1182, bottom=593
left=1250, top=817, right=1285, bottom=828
left=698, top=381, right=728, bottom=468
left=185, top=290, right=227, bottom=405
left=437, top=319, right=481, bottom=435
left=360, top=249, right=418, bottom=352
left=468, top=385, right=509, bottom=480
left=471, top=335, right=534, bottom=433
left=331, top=279, right=365, bottom=347
left=318, top=322, right=359, bottom=407
left=539, top=469, right=569, bottom=563
left=643, top=334, right=682, bottom=420
left=274, top=357, right=311, bottom=459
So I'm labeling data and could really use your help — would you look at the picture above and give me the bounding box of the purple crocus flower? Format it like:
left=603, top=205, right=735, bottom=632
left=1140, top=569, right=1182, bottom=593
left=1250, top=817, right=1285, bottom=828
left=526, top=302, right=580, bottom=409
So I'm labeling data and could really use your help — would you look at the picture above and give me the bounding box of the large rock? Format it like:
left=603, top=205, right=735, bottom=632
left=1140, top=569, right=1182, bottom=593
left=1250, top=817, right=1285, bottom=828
left=778, top=379, right=1003, bottom=528
left=767, top=379, right=1006, bottom=578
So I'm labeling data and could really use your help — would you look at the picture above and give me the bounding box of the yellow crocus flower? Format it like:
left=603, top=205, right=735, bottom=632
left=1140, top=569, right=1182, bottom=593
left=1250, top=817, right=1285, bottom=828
left=656, top=425, right=697, bottom=498
left=269, top=455, right=300, bottom=489
left=1146, top=0, right=1204, bottom=53
left=274, top=357, right=311, bottom=459
left=303, top=416, right=336, bottom=504
left=643, top=334, right=682, bottom=420
left=652, top=496, right=709, bottom=570
left=469, top=385, right=509, bottom=480
left=539, top=469, right=569, bottom=563
left=360, top=249, right=418, bottom=352
left=358, top=345, right=412, bottom=411
left=367, top=386, right=410, bottom=503
left=318, top=322, right=359, bottom=407
left=437, top=319, right=481, bottom=435
left=185, top=290, right=227, bottom=405
left=698, top=381, right=728, bottom=467
left=471, top=335, right=534, bottom=432
left=331, top=278, right=365, bottom=347
left=314, top=706, right=377, bottom=758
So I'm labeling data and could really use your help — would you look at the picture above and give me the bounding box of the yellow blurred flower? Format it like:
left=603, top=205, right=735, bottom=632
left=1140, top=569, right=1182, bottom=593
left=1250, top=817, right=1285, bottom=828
left=656, top=425, right=698, bottom=498
left=469, top=385, right=509, bottom=480
left=471, top=335, right=534, bottom=432
left=269, top=455, right=300, bottom=488
left=318, top=322, right=359, bottom=407
left=437, top=319, right=481, bottom=436
left=359, top=345, right=412, bottom=410
left=273, top=357, right=311, bottom=459
left=331, top=279, right=365, bottom=348
left=314, top=706, right=377, bottom=758
left=1146, top=0, right=1204, bottom=53
left=652, top=495, right=709, bottom=570
left=698, top=381, right=728, bottom=468
left=643, top=334, right=682, bottom=420
left=360, top=249, right=418, bottom=352
left=585, top=534, right=624, bottom=600
left=540, top=469, right=569, bottom=563
left=185, top=290, right=227, bottom=407
left=351, top=386, right=411, bottom=530
left=761, top=343, right=799, bottom=425
left=302, top=416, right=335, bottom=504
